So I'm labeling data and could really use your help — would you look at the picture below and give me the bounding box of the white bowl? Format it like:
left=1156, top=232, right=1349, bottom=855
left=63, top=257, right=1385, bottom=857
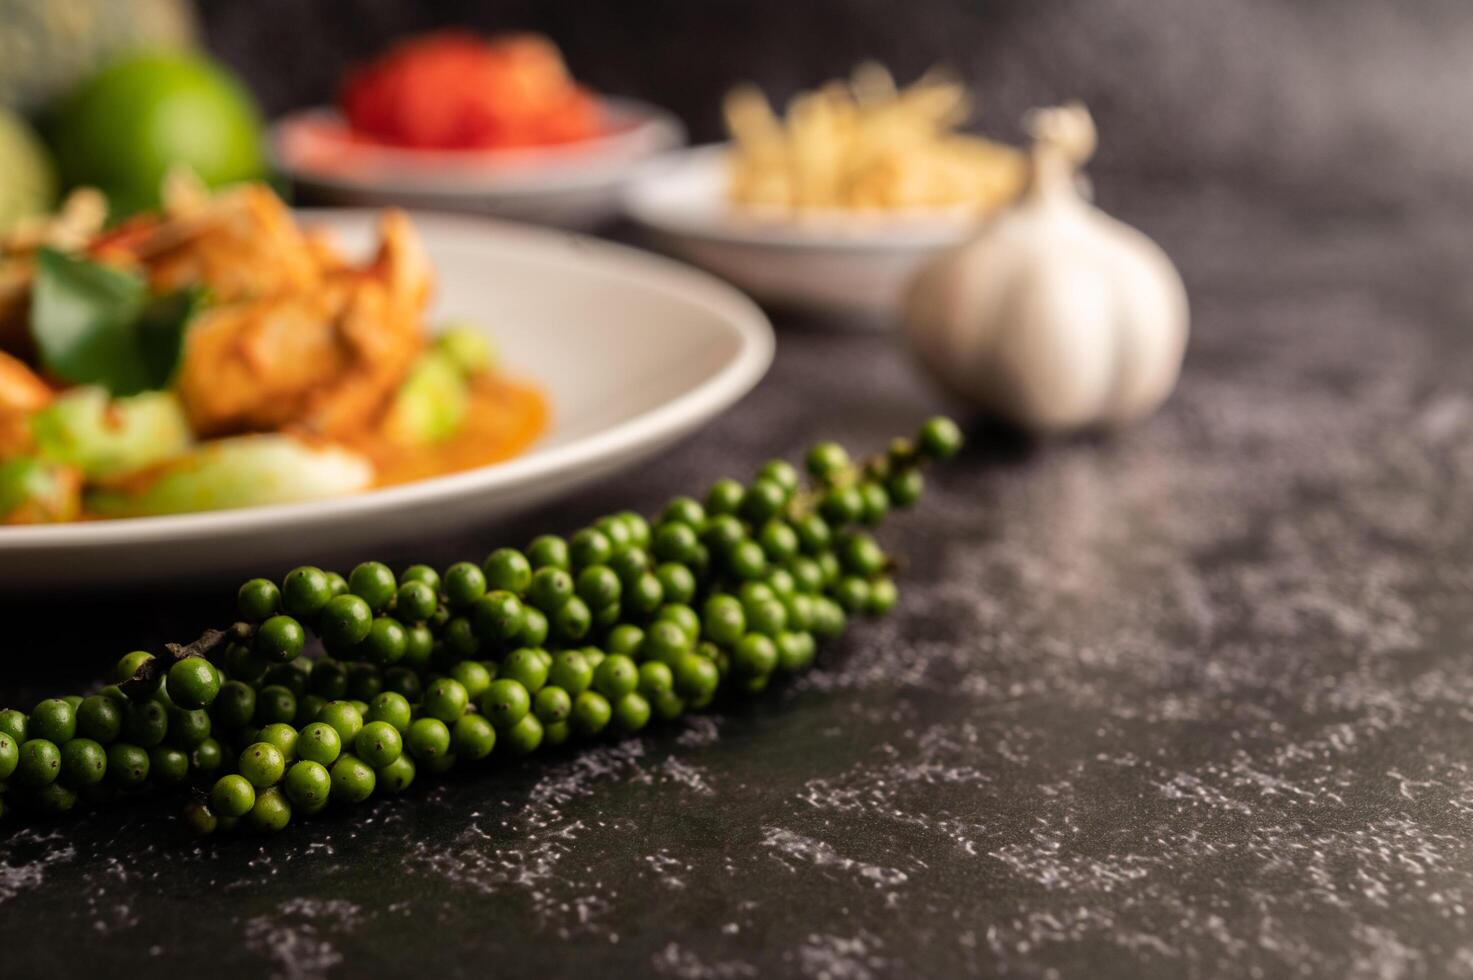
left=272, top=99, right=685, bottom=229
left=624, top=145, right=982, bottom=322
left=0, top=210, right=773, bottom=587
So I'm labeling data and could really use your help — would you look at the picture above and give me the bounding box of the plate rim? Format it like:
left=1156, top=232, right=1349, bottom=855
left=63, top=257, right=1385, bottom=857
left=272, top=97, right=686, bottom=197
left=624, top=144, right=985, bottom=253
left=0, top=209, right=773, bottom=553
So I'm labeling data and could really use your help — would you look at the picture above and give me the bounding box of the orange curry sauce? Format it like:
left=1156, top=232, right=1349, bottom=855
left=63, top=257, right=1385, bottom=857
left=350, top=374, right=549, bottom=488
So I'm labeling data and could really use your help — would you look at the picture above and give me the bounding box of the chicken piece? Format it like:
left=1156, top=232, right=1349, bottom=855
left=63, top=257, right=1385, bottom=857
left=175, top=210, right=430, bottom=437
left=0, top=349, right=53, bottom=456
left=124, top=183, right=335, bottom=302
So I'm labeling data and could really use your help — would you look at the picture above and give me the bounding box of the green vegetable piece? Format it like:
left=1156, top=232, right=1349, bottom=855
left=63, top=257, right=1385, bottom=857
left=86, top=434, right=372, bottom=517
left=382, top=350, right=469, bottom=446
left=0, top=456, right=78, bottom=523
left=434, top=323, right=495, bottom=376
left=31, top=386, right=190, bottom=479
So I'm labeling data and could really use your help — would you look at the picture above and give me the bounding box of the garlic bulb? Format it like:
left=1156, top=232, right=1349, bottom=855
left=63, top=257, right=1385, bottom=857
left=904, top=103, right=1188, bottom=432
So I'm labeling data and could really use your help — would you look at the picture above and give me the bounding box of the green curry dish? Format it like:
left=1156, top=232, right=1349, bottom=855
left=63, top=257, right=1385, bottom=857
left=30, top=387, right=191, bottom=479
left=87, top=434, right=373, bottom=517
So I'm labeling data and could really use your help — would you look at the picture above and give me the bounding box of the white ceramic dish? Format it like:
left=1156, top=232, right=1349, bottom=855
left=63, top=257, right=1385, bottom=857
left=0, top=210, right=773, bottom=588
left=624, top=145, right=982, bottom=322
left=272, top=98, right=685, bottom=230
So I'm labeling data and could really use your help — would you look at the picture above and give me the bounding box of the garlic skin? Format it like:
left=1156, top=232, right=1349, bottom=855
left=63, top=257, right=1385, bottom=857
left=904, top=103, right=1189, bottom=433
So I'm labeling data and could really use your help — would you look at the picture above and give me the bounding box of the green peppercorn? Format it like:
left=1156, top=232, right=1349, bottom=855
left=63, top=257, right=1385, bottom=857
left=640, top=620, right=690, bottom=663
left=574, top=566, right=620, bottom=609
left=284, top=760, right=331, bottom=814
left=733, top=634, right=779, bottom=677
left=107, top=743, right=150, bottom=788
left=239, top=742, right=286, bottom=788
left=212, top=680, right=256, bottom=729
left=705, top=478, right=745, bottom=516
left=191, top=738, right=225, bottom=774
left=609, top=547, right=650, bottom=586
left=613, top=692, right=652, bottom=733
left=295, top=722, right=342, bottom=767
left=777, top=631, right=817, bottom=672
left=547, top=650, right=593, bottom=695
left=811, top=596, right=847, bottom=637
left=597, top=515, right=634, bottom=554
left=658, top=603, right=702, bottom=643
left=442, top=616, right=480, bottom=658
left=472, top=590, right=526, bottom=646
left=866, top=578, right=898, bottom=615
left=182, top=802, right=218, bottom=837
left=29, top=698, right=76, bottom=743
left=281, top=566, right=333, bottom=619
left=398, top=563, right=441, bottom=593
left=604, top=625, right=643, bottom=658
left=655, top=563, right=697, bottom=605
left=451, top=714, right=497, bottom=761
left=442, top=561, right=487, bottom=609
left=376, top=754, right=416, bottom=794
left=638, top=661, right=675, bottom=697
left=745, top=598, right=788, bottom=636
left=0, top=732, right=17, bottom=781
left=674, top=653, right=720, bottom=702
left=568, top=528, right=612, bottom=569
left=349, top=720, right=400, bottom=768
left=806, top=441, right=850, bottom=479
left=651, top=688, right=686, bottom=722
left=571, top=691, right=612, bottom=736
left=167, top=707, right=212, bottom=748
left=479, top=679, right=531, bottom=731
left=917, top=416, right=963, bottom=459
left=533, top=685, right=572, bottom=724
left=124, top=699, right=168, bottom=746
left=625, top=572, right=665, bottom=616
left=113, top=650, right=159, bottom=690
left=253, top=685, right=297, bottom=726
left=394, top=580, right=438, bottom=623
left=407, top=717, right=452, bottom=762
left=661, top=496, right=706, bottom=527
left=13, top=738, right=59, bottom=787
left=834, top=576, right=872, bottom=613
left=211, top=774, right=256, bottom=817
left=0, top=708, right=27, bottom=743
left=504, top=713, right=544, bottom=755
left=238, top=578, right=282, bottom=620
left=594, top=654, right=639, bottom=700
left=821, top=485, right=865, bottom=525
left=423, top=677, right=469, bottom=723
left=885, top=468, right=923, bottom=508
left=401, top=625, right=435, bottom=671
left=526, top=566, right=573, bottom=612
left=258, top=722, right=298, bottom=761
left=255, top=615, right=306, bottom=664
left=345, top=561, right=396, bottom=612
left=167, top=657, right=221, bottom=709
left=150, top=745, right=190, bottom=784
left=553, top=596, right=592, bottom=642
left=59, top=738, right=107, bottom=787
left=248, top=786, right=293, bottom=832
left=317, top=701, right=363, bottom=745
left=360, top=617, right=407, bottom=666
left=727, top=540, right=767, bottom=580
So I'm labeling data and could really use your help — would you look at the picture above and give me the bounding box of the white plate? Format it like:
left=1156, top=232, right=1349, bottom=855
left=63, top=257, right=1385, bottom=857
left=624, top=145, right=981, bottom=321
left=272, top=99, right=685, bottom=229
left=0, top=210, right=773, bottom=588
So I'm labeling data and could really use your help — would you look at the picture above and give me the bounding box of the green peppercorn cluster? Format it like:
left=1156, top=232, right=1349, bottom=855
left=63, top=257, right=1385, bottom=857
left=0, top=419, right=963, bottom=834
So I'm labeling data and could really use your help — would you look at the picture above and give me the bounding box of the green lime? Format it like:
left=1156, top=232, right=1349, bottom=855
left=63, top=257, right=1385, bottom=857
left=0, top=108, right=57, bottom=232
left=49, top=52, right=265, bottom=214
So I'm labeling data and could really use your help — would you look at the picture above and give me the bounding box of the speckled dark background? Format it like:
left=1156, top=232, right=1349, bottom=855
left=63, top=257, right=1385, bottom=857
left=4, top=1, right=1473, bottom=977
